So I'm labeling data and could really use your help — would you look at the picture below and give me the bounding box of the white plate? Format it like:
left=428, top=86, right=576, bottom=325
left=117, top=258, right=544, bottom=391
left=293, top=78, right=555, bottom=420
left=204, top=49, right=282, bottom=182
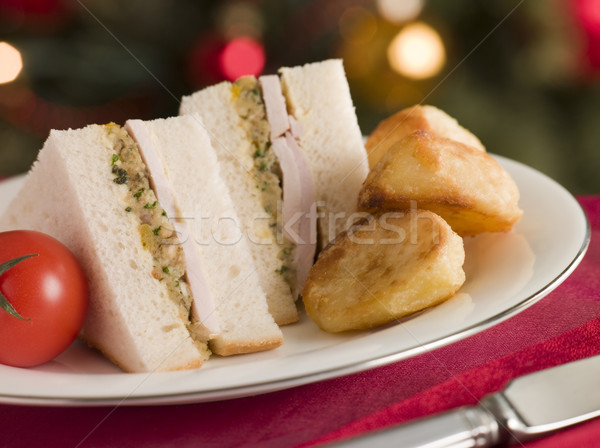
left=0, top=155, right=590, bottom=406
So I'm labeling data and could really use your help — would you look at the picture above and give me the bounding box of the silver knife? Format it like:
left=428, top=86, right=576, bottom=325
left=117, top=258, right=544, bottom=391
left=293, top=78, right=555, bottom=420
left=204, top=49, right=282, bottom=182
left=329, top=355, right=600, bottom=447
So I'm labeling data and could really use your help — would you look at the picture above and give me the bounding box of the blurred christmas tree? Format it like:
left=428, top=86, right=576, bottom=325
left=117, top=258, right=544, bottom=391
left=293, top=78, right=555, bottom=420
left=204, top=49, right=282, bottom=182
left=1, top=0, right=599, bottom=193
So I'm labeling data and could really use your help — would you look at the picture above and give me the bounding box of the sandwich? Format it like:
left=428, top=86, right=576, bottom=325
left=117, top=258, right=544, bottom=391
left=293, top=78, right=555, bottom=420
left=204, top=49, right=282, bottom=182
left=0, top=115, right=282, bottom=373
left=179, top=59, right=369, bottom=322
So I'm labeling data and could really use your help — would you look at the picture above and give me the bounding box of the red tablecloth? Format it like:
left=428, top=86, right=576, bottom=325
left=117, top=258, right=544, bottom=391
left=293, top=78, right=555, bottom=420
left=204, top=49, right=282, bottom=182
left=1, top=196, right=600, bottom=447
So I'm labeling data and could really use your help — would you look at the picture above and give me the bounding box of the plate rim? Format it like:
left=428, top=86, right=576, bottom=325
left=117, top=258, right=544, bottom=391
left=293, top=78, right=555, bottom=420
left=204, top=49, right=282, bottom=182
left=0, top=154, right=591, bottom=406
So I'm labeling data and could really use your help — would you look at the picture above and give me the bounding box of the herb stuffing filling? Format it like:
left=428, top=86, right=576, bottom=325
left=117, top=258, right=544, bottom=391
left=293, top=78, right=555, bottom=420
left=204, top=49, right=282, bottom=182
left=104, top=124, right=202, bottom=340
left=231, top=78, right=296, bottom=289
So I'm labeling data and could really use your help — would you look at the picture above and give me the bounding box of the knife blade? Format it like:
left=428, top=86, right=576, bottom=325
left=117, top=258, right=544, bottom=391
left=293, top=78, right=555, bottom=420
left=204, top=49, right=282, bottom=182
left=328, top=355, right=600, bottom=448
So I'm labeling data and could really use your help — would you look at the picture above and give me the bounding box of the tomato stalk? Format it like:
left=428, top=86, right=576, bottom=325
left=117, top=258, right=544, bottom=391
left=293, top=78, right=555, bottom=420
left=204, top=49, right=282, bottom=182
left=0, top=254, right=37, bottom=321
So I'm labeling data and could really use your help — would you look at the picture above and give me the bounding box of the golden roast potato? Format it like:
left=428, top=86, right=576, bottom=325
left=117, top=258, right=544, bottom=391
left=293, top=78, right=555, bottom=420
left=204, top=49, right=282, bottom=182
left=366, top=105, right=485, bottom=168
left=358, top=130, right=523, bottom=236
left=302, top=209, right=465, bottom=332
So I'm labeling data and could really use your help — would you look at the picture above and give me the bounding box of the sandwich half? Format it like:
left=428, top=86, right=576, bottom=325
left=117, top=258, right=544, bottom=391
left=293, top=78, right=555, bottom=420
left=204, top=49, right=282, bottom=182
left=180, top=59, right=369, bottom=322
left=0, top=115, right=282, bottom=372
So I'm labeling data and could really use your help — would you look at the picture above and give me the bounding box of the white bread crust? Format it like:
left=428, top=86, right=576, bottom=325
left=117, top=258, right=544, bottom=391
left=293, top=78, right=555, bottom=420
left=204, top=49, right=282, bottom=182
left=279, top=59, right=369, bottom=246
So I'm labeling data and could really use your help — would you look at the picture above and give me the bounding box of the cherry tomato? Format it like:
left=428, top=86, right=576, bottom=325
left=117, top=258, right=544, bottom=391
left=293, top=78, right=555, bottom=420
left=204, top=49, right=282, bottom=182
left=0, top=230, right=88, bottom=367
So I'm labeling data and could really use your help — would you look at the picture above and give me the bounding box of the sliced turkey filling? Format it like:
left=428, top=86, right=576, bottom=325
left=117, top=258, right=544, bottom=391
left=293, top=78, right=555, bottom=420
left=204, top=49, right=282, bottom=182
left=231, top=75, right=317, bottom=296
left=106, top=123, right=219, bottom=344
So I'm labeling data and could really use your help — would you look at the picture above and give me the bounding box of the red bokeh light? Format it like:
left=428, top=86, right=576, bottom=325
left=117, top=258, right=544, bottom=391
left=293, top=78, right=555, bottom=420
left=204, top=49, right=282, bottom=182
left=0, top=0, right=62, bottom=16
left=219, top=37, right=265, bottom=80
left=576, top=0, right=600, bottom=33
left=573, top=0, right=600, bottom=72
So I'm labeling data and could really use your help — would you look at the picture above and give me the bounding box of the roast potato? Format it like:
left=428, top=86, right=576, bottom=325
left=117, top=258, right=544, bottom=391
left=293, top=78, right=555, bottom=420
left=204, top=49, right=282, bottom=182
left=358, top=130, right=523, bottom=236
left=366, top=105, right=485, bottom=168
left=302, top=209, right=465, bottom=332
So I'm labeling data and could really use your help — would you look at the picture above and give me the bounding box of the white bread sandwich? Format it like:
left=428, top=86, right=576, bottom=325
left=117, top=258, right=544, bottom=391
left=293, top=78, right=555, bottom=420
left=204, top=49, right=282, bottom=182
left=0, top=115, right=283, bottom=373
left=179, top=59, right=369, bottom=324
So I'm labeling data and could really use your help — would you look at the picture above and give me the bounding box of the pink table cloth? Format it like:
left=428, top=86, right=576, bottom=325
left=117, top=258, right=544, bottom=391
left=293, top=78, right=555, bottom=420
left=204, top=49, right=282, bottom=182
left=1, top=196, right=600, bottom=447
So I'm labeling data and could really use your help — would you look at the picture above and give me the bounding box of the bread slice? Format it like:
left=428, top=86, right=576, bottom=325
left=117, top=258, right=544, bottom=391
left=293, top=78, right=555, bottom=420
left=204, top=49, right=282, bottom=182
left=126, top=115, right=283, bottom=355
left=366, top=105, right=485, bottom=168
left=279, top=60, right=369, bottom=247
left=180, top=82, right=299, bottom=325
left=0, top=125, right=209, bottom=372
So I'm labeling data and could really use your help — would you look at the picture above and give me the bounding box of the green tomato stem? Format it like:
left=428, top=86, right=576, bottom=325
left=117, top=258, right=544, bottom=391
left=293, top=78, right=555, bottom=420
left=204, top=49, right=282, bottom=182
left=0, top=254, right=38, bottom=321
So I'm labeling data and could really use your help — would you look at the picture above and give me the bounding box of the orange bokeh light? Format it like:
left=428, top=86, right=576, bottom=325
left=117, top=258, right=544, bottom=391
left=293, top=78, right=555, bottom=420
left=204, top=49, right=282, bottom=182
left=0, top=42, right=23, bottom=84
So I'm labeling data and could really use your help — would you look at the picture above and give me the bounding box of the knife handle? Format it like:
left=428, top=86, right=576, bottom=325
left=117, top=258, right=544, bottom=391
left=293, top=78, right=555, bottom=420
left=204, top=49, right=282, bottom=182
left=329, top=406, right=504, bottom=448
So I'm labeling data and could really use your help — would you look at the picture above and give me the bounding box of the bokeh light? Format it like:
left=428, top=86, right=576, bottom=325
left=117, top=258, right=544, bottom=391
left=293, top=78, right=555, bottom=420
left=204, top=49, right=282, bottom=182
left=0, top=42, right=23, bottom=84
left=387, top=22, right=445, bottom=79
left=376, top=0, right=423, bottom=24
left=219, top=37, right=265, bottom=80
left=577, top=0, right=600, bottom=34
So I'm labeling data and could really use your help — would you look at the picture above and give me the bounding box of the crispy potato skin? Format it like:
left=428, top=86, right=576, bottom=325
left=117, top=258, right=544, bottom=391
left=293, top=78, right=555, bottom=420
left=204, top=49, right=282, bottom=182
left=302, top=210, right=465, bottom=333
left=358, top=131, right=523, bottom=236
left=366, top=107, right=431, bottom=168
left=365, top=105, right=485, bottom=168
